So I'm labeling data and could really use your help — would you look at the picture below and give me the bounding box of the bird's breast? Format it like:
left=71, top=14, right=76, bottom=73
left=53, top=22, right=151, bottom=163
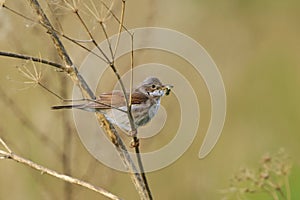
left=148, top=99, right=160, bottom=119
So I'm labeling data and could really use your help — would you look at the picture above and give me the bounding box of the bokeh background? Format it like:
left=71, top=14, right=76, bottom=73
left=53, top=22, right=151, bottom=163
left=0, top=0, right=299, bottom=199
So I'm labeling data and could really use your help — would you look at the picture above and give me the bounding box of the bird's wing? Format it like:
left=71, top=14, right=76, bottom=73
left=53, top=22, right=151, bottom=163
left=95, top=90, right=148, bottom=109
left=131, top=92, right=149, bottom=104
left=97, top=91, right=126, bottom=108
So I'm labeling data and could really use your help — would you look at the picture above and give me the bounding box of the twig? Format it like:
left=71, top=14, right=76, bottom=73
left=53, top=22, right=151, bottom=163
left=0, top=138, right=122, bottom=200
left=2, top=4, right=108, bottom=64
left=0, top=138, right=12, bottom=153
left=27, top=0, right=95, bottom=99
left=84, top=0, right=114, bottom=60
left=60, top=77, right=73, bottom=200
left=129, top=31, right=152, bottom=199
left=73, top=8, right=111, bottom=63
left=134, top=145, right=152, bottom=200
left=86, top=1, right=152, bottom=198
left=3, top=4, right=35, bottom=22
left=96, top=116, right=149, bottom=200
left=99, top=21, right=114, bottom=61
left=113, top=0, right=127, bottom=57
left=100, top=0, right=130, bottom=34
left=0, top=51, right=63, bottom=69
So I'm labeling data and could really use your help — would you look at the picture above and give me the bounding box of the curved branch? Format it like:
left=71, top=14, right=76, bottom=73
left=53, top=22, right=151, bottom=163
left=0, top=138, right=122, bottom=200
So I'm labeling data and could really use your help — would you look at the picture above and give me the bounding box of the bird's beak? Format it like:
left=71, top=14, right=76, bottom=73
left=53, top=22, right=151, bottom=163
left=162, top=84, right=173, bottom=96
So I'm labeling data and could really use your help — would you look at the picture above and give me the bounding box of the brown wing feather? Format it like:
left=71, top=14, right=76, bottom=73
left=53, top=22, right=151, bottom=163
left=91, top=90, right=148, bottom=109
left=131, top=92, right=149, bottom=104
left=98, top=91, right=125, bottom=108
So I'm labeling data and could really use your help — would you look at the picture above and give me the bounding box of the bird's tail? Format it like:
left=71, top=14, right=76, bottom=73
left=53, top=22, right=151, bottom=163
left=51, top=104, right=84, bottom=110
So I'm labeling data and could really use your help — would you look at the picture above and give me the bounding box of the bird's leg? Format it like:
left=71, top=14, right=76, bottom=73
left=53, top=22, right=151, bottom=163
left=129, top=130, right=139, bottom=148
left=129, top=129, right=137, bottom=137
left=130, top=137, right=140, bottom=148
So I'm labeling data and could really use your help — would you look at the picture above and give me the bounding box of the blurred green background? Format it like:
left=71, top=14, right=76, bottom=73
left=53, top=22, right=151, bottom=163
left=0, top=0, right=300, bottom=199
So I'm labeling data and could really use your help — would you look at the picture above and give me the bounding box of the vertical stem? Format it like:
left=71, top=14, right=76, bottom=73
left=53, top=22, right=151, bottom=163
left=61, top=78, right=73, bottom=200
left=130, top=33, right=152, bottom=199
left=134, top=145, right=152, bottom=200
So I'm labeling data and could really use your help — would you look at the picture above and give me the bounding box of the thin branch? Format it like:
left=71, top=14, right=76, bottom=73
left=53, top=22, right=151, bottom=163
left=59, top=34, right=108, bottom=63
left=100, top=0, right=130, bottom=33
left=28, top=0, right=95, bottom=99
left=60, top=77, right=73, bottom=200
left=86, top=1, right=137, bottom=135
left=129, top=33, right=152, bottom=199
left=0, top=138, right=122, bottom=200
left=28, top=0, right=72, bottom=70
left=100, top=1, right=137, bottom=140
left=134, top=145, right=152, bottom=200
left=113, top=0, right=127, bottom=58
left=0, top=138, right=12, bottom=153
left=38, top=82, right=67, bottom=101
left=84, top=0, right=114, bottom=60
left=73, top=9, right=111, bottom=63
left=45, top=0, right=64, bottom=34
left=3, top=4, right=35, bottom=22
left=129, top=33, right=134, bottom=108
left=99, top=1, right=152, bottom=198
left=0, top=51, right=63, bottom=69
left=99, top=21, right=114, bottom=61
left=3, top=3, right=108, bottom=64
left=60, top=33, right=109, bottom=64
left=96, top=116, right=149, bottom=200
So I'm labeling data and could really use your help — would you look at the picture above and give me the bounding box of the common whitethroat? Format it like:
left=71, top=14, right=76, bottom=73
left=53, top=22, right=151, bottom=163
left=52, top=77, right=173, bottom=132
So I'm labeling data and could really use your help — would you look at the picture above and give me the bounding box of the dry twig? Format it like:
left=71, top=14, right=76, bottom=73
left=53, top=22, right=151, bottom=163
left=0, top=138, right=122, bottom=200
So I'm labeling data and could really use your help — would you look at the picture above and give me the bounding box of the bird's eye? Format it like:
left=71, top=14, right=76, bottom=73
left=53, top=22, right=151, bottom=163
left=151, top=84, right=156, bottom=89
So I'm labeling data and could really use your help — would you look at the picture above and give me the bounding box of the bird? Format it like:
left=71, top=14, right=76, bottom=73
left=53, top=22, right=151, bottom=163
left=52, top=77, right=173, bottom=132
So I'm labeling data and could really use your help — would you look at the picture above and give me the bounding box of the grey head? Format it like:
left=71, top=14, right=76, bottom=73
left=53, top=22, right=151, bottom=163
left=135, top=77, right=163, bottom=97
